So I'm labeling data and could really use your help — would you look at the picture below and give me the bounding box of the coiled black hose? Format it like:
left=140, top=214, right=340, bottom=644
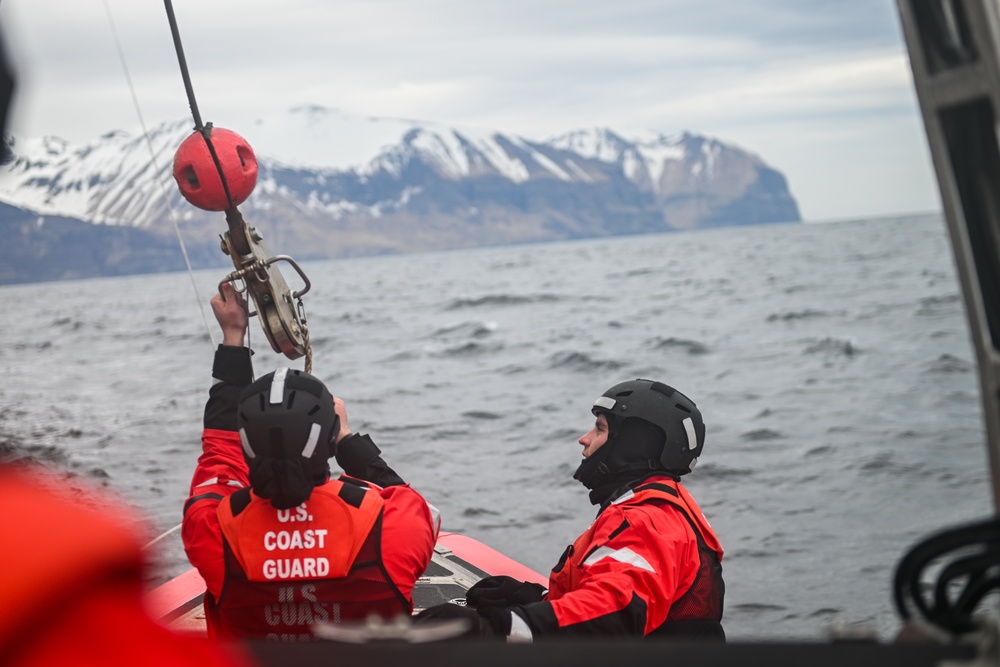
left=893, top=517, right=1000, bottom=634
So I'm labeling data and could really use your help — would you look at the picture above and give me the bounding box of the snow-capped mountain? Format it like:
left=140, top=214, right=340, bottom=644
left=0, top=106, right=800, bottom=283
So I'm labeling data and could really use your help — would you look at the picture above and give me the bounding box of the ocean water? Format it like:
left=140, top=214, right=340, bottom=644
left=0, top=212, right=991, bottom=641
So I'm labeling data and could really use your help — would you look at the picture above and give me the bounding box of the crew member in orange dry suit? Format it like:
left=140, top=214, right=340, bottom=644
left=416, top=379, right=724, bottom=641
left=182, top=284, right=439, bottom=640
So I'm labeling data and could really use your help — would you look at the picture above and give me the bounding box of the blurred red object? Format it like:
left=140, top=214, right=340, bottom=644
left=0, top=465, right=253, bottom=666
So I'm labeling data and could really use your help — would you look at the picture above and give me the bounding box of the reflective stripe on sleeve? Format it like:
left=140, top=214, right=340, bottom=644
left=195, top=477, right=244, bottom=488
left=582, top=546, right=656, bottom=573
left=508, top=611, right=534, bottom=643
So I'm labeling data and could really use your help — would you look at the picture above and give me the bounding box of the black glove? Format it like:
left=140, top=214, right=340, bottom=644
left=466, top=575, right=547, bottom=609
left=413, top=603, right=510, bottom=639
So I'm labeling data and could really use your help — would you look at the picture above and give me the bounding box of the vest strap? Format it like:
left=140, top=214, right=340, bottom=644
left=338, top=482, right=366, bottom=508
left=634, top=482, right=679, bottom=497
left=229, top=487, right=252, bottom=517
left=184, top=492, right=223, bottom=517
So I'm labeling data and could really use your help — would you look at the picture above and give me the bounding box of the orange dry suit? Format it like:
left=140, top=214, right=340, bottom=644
left=212, top=479, right=410, bottom=640
left=504, top=475, right=724, bottom=640
left=182, top=345, right=438, bottom=641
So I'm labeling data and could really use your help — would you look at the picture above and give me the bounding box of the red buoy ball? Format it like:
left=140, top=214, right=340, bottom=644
left=172, top=127, right=258, bottom=211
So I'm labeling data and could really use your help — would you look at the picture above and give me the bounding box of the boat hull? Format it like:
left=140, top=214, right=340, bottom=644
left=146, top=531, right=548, bottom=634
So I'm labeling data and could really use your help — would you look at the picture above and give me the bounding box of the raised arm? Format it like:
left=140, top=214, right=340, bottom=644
left=181, top=283, right=254, bottom=599
left=331, top=396, right=406, bottom=487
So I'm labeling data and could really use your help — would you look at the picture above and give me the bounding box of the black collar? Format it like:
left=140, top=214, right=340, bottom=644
left=595, top=471, right=681, bottom=513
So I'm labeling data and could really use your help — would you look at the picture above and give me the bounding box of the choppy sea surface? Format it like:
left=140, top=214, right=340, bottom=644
left=0, top=212, right=991, bottom=641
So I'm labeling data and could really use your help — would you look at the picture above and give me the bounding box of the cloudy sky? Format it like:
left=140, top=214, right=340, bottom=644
left=1, top=0, right=939, bottom=222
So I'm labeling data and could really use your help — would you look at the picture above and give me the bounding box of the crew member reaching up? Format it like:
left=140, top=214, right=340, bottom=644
left=182, top=284, right=439, bottom=640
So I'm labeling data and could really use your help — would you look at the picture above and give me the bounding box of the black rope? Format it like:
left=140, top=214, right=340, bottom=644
left=161, top=0, right=237, bottom=211
left=162, top=0, right=202, bottom=131
left=200, top=122, right=238, bottom=212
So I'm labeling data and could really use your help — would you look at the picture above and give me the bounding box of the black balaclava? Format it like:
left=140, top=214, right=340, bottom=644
left=574, top=417, right=667, bottom=505
left=247, top=438, right=331, bottom=510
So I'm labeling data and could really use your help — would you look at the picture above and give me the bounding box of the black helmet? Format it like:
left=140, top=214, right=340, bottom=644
left=591, top=378, right=705, bottom=475
left=237, top=368, right=340, bottom=509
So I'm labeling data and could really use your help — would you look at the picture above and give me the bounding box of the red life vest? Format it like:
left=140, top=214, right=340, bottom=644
left=211, top=478, right=410, bottom=640
left=549, top=478, right=724, bottom=638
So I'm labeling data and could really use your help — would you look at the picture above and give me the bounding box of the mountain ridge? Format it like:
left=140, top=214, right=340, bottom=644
left=0, top=106, right=800, bottom=284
